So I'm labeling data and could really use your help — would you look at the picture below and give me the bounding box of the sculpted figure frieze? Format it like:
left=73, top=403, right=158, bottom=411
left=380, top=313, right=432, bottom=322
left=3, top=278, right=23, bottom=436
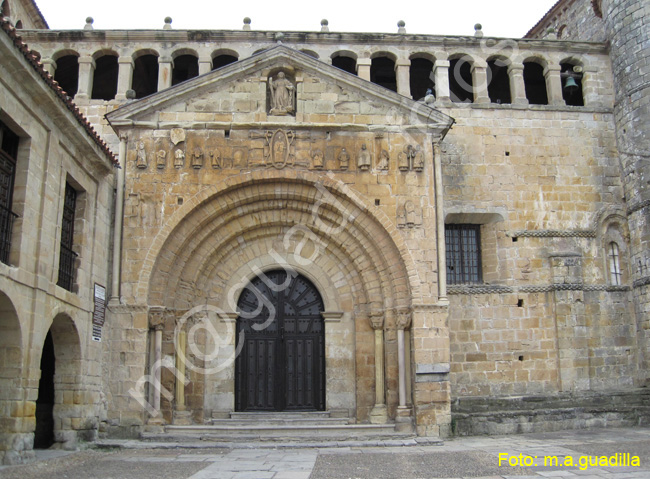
left=397, top=200, right=422, bottom=228
left=264, top=129, right=295, bottom=169
left=174, top=148, right=185, bottom=169
left=136, top=141, right=147, bottom=169
left=311, top=149, right=324, bottom=169
left=357, top=144, right=371, bottom=171
left=156, top=150, right=167, bottom=169
left=338, top=148, right=350, bottom=170
left=269, top=72, right=295, bottom=116
left=210, top=149, right=222, bottom=169
left=191, top=147, right=203, bottom=169
left=378, top=149, right=390, bottom=170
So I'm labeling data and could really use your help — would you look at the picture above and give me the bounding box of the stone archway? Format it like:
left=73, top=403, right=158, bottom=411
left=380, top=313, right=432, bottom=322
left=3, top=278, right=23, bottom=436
left=0, top=290, right=26, bottom=465
left=143, top=172, right=418, bottom=423
left=43, top=314, right=82, bottom=449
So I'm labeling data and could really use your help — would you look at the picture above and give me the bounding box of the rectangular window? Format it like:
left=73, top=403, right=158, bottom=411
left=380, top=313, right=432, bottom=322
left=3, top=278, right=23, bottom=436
left=57, top=182, right=77, bottom=291
left=445, top=224, right=482, bottom=284
left=0, top=121, right=19, bottom=265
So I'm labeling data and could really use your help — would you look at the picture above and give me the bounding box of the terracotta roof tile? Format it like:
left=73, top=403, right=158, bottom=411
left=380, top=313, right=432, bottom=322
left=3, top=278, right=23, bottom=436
left=0, top=17, right=118, bottom=166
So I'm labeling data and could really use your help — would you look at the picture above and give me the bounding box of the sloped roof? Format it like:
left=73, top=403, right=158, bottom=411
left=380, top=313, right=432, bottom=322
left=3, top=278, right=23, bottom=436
left=0, top=17, right=117, bottom=165
left=24, top=0, right=49, bottom=29
left=525, top=0, right=565, bottom=38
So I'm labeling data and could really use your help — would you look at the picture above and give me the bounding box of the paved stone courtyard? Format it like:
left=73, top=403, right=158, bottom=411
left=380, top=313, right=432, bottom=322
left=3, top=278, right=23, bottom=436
left=1, top=427, right=648, bottom=479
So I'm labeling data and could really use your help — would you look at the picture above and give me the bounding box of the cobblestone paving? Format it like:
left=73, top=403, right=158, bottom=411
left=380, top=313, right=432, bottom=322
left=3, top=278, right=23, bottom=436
left=0, top=427, right=648, bottom=479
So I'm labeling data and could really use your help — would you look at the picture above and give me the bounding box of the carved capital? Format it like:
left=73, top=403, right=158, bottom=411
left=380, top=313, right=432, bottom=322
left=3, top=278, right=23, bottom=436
left=149, top=307, right=166, bottom=330
left=396, top=309, right=412, bottom=330
left=369, top=312, right=384, bottom=330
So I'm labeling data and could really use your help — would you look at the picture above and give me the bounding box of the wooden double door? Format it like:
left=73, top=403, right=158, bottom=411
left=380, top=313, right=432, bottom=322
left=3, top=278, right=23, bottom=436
left=235, top=270, right=325, bottom=411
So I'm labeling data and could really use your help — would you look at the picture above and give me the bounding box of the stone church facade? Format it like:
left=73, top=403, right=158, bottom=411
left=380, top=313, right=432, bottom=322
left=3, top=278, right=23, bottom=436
left=1, top=0, right=649, bottom=464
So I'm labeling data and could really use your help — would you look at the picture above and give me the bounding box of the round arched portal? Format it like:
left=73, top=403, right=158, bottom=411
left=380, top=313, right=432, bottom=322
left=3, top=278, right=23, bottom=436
left=142, top=172, right=418, bottom=422
left=235, top=270, right=325, bottom=412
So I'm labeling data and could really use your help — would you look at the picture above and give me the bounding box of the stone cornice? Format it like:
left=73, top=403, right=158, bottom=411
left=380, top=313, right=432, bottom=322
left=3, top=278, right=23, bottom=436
left=20, top=29, right=609, bottom=54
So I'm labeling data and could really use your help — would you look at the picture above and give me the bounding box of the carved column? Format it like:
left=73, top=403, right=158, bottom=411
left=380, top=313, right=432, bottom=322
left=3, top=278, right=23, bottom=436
left=75, top=55, right=95, bottom=100
left=396, top=309, right=412, bottom=422
left=509, top=63, right=529, bottom=106
left=471, top=60, right=490, bottom=104
left=433, top=59, right=450, bottom=102
left=198, top=56, right=212, bottom=76
left=395, top=59, right=411, bottom=97
left=158, top=55, right=173, bottom=92
left=544, top=63, right=564, bottom=106
left=369, top=311, right=388, bottom=424
left=116, top=56, right=134, bottom=100
left=147, top=309, right=165, bottom=426
left=110, top=135, right=126, bottom=304
left=357, top=58, right=371, bottom=82
left=173, top=328, right=192, bottom=424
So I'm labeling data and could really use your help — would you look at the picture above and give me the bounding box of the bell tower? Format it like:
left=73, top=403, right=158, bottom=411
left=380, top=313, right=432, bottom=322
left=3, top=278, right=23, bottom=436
left=601, top=0, right=650, bottom=381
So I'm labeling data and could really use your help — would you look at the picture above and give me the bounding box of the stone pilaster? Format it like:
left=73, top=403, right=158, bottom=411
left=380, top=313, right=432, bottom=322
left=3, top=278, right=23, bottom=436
left=433, top=59, right=450, bottom=102
left=368, top=311, right=388, bottom=424
left=508, top=63, right=529, bottom=106
left=115, top=56, right=134, bottom=100
left=395, top=59, right=411, bottom=97
left=74, top=55, right=95, bottom=100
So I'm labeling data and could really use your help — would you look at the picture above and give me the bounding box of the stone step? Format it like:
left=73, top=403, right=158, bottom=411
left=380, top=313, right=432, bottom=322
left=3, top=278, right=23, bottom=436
left=229, top=411, right=334, bottom=420
left=210, top=417, right=351, bottom=426
left=143, top=423, right=411, bottom=442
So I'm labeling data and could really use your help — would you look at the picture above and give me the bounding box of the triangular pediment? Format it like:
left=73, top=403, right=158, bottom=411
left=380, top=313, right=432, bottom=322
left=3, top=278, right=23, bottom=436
left=106, top=45, right=453, bottom=136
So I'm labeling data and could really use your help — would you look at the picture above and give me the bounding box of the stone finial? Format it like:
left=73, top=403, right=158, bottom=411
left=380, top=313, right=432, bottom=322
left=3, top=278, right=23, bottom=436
left=321, top=19, right=329, bottom=33
left=474, top=23, right=483, bottom=38
left=424, top=88, right=435, bottom=104
left=243, top=17, right=251, bottom=31
left=163, top=17, right=172, bottom=30
left=125, top=89, right=136, bottom=100
left=84, top=17, right=94, bottom=31
left=275, top=32, right=285, bottom=43
left=397, top=20, right=406, bottom=34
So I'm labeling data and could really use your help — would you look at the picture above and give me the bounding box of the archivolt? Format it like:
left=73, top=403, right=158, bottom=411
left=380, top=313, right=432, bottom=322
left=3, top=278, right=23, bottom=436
left=140, top=171, right=421, bottom=311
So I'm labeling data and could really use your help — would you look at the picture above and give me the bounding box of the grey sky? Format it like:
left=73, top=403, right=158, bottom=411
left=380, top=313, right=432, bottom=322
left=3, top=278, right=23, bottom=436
left=35, top=0, right=558, bottom=38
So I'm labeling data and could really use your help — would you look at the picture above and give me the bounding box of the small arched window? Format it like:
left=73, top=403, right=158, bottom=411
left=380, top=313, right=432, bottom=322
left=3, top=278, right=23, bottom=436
left=449, top=57, right=474, bottom=103
left=609, top=242, right=622, bottom=286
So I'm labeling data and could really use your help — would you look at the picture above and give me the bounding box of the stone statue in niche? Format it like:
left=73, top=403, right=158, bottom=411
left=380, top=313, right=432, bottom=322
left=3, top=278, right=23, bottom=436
left=413, top=145, right=424, bottom=171
left=397, top=200, right=422, bottom=228
left=338, top=148, right=350, bottom=170
left=210, top=149, right=222, bottom=169
left=377, top=149, right=390, bottom=170
left=269, top=72, right=295, bottom=115
left=174, top=148, right=185, bottom=169
left=156, top=150, right=167, bottom=169
left=170, top=128, right=185, bottom=146
left=311, top=149, right=324, bottom=169
left=191, top=147, right=203, bottom=169
left=357, top=144, right=371, bottom=171
left=136, top=141, right=147, bottom=169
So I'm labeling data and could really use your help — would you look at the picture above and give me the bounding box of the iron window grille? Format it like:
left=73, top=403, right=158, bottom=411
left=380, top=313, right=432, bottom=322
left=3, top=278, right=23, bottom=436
left=445, top=224, right=482, bottom=284
left=57, top=182, right=77, bottom=291
left=0, top=122, right=19, bottom=265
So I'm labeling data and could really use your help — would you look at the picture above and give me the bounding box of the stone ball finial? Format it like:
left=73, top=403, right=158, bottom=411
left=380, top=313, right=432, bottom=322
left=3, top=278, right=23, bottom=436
left=397, top=20, right=406, bottom=34
left=243, top=17, right=251, bottom=31
left=275, top=31, right=285, bottom=43
left=125, top=89, right=136, bottom=100
left=545, top=27, right=557, bottom=40
left=321, top=19, right=329, bottom=33
left=474, top=23, right=484, bottom=37
left=163, top=17, right=172, bottom=30
left=84, top=17, right=93, bottom=31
